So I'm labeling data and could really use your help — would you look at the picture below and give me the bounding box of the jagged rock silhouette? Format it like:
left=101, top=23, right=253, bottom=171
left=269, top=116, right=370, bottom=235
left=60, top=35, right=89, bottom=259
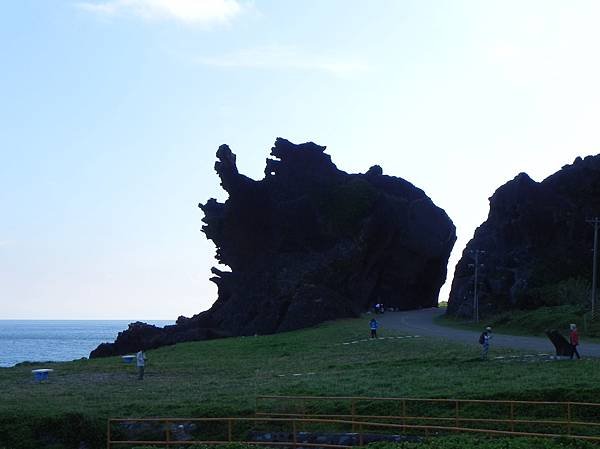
left=91, top=138, right=455, bottom=357
left=447, top=155, right=600, bottom=318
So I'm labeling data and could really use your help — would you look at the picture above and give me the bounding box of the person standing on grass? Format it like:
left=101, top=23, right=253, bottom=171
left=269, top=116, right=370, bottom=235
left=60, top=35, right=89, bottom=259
left=136, top=349, right=146, bottom=380
left=369, top=318, right=379, bottom=338
left=570, top=324, right=581, bottom=360
left=480, top=326, right=492, bottom=360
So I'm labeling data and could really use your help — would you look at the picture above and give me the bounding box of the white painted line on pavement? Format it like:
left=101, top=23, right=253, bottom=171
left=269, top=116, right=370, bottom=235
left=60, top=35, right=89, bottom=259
left=335, top=336, right=421, bottom=346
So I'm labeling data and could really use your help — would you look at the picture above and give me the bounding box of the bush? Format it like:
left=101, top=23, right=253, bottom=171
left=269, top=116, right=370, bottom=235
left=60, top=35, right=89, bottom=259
left=485, top=304, right=584, bottom=335
left=367, top=435, right=598, bottom=449
left=131, top=445, right=262, bottom=449
left=317, top=178, right=377, bottom=235
left=582, top=311, right=600, bottom=337
left=0, top=413, right=104, bottom=449
left=521, top=277, right=591, bottom=309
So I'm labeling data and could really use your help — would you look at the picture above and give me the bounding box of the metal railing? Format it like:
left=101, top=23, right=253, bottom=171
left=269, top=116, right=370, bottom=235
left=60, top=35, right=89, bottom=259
left=107, top=396, right=600, bottom=447
left=256, top=395, right=600, bottom=438
left=106, top=416, right=393, bottom=449
left=107, top=414, right=600, bottom=449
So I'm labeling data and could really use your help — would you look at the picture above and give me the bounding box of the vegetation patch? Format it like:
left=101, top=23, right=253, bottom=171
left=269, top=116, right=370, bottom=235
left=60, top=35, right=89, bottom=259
left=367, top=436, right=599, bottom=448
left=437, top=304, right=600, bottom=338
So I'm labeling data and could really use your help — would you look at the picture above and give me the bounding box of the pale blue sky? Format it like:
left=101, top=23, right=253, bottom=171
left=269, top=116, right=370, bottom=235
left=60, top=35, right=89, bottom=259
left=2, top=1, right=599, bottom=319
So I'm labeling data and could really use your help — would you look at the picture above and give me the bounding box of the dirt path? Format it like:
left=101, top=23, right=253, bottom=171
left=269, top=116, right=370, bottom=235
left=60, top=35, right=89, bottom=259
left=378, top=308, right=600, bottom=358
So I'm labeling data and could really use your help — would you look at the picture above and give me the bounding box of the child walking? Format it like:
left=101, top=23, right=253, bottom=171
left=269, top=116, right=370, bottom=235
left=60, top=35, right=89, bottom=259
left=369, top=318, right=378, bottom=338
left=480, top=326, right=492, bottom=360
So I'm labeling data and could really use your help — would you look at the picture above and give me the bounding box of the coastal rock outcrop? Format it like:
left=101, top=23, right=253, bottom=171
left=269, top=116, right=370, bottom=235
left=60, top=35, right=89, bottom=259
left=446, top=155, right=600, bottom=318
left=91, top=138, right=455, bottom=357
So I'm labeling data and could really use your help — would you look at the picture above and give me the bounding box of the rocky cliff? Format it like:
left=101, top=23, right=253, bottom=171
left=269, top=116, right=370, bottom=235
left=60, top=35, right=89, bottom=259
left=91, top=138, right=455, bottom=357
left=447, top=155, right=600, bottom=318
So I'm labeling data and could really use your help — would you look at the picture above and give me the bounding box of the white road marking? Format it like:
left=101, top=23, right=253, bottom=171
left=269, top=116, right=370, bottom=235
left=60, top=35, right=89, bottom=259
left=335, top=336, right=421, bottom=346
left=493, top=353, right=556, bottom=361
left=275, top=372, right=317, bottom=378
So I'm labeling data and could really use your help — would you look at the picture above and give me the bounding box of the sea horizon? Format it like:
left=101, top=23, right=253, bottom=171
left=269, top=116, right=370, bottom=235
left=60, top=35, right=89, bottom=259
left=0, top=319, right=174, bottom=368
left=0, top=318, right=173, bottom=321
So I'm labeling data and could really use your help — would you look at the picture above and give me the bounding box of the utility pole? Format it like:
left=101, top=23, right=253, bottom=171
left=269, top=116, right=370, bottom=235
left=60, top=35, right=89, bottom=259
left=587, top=218, right=600, bottom=320
left=468, top=250, right=485, bottom=323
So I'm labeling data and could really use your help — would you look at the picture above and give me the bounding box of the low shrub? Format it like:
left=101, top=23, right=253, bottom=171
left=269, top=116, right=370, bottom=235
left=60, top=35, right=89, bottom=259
left=367, top=435, right=598, bottom=448
left=131, top=445, right=261, bottom=449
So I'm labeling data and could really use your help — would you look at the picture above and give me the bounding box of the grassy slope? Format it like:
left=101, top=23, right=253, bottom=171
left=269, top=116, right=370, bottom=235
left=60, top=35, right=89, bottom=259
left=3, top=317, right=600, bottom=447
left=435, top=305, right=600, bottom=340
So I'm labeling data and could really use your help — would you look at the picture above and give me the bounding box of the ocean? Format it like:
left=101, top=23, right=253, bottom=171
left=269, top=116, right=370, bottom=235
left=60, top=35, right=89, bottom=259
left=0, top=320, right=173, bottom=368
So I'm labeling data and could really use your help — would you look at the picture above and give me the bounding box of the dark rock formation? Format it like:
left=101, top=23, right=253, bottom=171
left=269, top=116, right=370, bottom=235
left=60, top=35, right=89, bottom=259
left=91, top=138, right=455, bottom=357
left=546, top=330, right=574, bottom=357
left=447, top=155, right=600, bottom=318
left=90, top=321, right=230, bottom=358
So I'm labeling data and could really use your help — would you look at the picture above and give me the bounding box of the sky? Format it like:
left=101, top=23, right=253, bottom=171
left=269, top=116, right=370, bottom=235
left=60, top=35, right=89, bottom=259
left=2, top=0, right=600, bottom=319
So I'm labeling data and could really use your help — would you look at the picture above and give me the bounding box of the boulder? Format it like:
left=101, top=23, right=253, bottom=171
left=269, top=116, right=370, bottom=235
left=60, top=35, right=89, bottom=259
left=91, top=138, right=455, bottom=357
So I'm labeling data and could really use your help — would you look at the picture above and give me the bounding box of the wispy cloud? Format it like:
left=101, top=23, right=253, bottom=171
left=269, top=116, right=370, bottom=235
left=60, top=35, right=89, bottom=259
left=76, top=0, right=244, bottom=25
left=196, top=45, right=370, bottom=76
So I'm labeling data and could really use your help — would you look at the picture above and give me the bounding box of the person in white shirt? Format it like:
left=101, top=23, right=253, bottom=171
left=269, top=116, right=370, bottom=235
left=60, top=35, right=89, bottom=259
left=136, top=350, right=146, bottom=380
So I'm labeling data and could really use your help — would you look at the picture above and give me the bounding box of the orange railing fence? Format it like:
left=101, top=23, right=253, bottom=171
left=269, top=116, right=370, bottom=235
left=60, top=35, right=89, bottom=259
left=107, top=416, right=405, bottom=449
left=255, top=395, right=600, bottom=437
left=107, top=396, right=600, bottom=447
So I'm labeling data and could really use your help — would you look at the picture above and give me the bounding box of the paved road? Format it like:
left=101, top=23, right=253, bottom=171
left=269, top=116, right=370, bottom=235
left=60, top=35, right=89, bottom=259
left=378, top=308, right=600, bottom=358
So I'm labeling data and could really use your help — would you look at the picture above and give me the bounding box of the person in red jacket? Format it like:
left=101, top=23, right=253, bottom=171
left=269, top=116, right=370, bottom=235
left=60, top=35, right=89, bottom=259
left=569, top=324, right=580, bottom=360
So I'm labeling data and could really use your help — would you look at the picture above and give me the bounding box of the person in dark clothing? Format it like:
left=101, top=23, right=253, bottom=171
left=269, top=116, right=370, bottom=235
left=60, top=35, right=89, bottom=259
left=480, top=326, right=492, bottom=360
left=570, top=324, right=581, bottom=360
left=369, top=318, right=378, bottom=338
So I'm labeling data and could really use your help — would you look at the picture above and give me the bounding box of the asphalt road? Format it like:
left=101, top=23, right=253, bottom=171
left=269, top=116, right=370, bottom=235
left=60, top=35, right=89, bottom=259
left=378, top=307, right=600, bottom=358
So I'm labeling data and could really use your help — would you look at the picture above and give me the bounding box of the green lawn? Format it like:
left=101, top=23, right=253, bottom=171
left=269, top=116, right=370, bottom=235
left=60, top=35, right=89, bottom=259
left=2, top=317, right=600, bottom=448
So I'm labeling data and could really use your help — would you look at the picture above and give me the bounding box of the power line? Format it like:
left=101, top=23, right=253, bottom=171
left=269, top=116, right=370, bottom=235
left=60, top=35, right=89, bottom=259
left=468, top=249, right=485, bottom=323
left=586, top=217, right=600, bottom=319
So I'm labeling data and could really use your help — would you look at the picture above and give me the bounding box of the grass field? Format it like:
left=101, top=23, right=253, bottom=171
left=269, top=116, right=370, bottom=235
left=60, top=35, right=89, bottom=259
left=2, top=317, right=600, bottom=448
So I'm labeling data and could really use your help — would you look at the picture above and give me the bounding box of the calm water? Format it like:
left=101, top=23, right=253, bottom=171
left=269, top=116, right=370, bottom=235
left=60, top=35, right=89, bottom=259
left=0, top=320, right=173, bottom=367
